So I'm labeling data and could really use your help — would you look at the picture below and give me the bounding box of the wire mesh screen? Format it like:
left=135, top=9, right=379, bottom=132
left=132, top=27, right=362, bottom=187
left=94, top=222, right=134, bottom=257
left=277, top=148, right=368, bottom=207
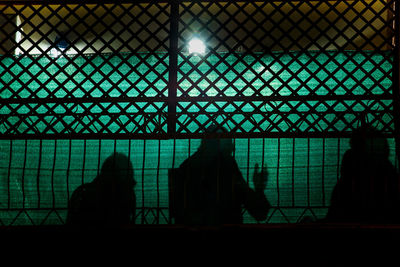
left=0, top=1, right=399, bottom=225
left=176, top=1, right=395, bottom=134
left=0, top=138, right=398, bottom=225
left=0, top=3, right=170, bottom=137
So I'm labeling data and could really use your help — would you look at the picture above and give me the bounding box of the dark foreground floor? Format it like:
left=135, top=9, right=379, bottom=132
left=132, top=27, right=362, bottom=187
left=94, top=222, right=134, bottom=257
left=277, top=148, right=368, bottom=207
left=1, top=224, right=399, bottom=266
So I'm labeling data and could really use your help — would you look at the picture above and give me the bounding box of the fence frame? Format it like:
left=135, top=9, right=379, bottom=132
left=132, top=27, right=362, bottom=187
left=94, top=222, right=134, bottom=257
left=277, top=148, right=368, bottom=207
left=0, top=0, right=399, bottom=225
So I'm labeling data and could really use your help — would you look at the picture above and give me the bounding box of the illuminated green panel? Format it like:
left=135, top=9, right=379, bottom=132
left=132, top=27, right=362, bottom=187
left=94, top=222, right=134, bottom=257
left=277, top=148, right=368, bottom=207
left=0, top=53, right=169, bottom=99
left=0, top=51, right=394, bottom=135
left=0, top=138, right=397, bottom=225
left=177, top=51, right=392, bottom=97
left=176, top=51, right=393, bottom=134
left=0, top=50, right=396, bottom=225
left=0, top=51, right=391, bottom=100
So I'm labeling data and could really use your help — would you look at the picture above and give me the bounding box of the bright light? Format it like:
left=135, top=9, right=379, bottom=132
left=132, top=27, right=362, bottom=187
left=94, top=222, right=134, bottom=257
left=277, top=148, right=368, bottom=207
left=188, top=38, right=205, bottom=55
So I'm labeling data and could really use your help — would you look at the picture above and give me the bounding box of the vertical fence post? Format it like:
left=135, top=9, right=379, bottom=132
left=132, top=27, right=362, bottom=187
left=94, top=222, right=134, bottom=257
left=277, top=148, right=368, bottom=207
left=168, top=0, right=179, bottom=135
left=394, top=0, right=400, bottom=170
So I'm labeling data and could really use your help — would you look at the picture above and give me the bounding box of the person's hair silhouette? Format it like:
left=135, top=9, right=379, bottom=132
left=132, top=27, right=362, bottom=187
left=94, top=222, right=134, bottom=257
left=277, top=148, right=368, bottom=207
left=326, top=124, right=400, bottom=223
left=67, top=152, right=136, bottom=227
left=171, top=124, right=270, bottom=225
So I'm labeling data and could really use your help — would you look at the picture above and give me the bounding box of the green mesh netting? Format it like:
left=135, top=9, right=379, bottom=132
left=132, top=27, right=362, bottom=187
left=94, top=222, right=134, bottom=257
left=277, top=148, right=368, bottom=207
left=0, top=138, right=398, bottom=225
left=0, top=51, right=396, bottom=225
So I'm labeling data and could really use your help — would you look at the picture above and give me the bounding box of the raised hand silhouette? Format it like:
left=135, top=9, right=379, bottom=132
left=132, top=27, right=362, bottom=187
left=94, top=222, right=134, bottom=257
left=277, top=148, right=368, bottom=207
left=253, top=163, right=268, bottom=193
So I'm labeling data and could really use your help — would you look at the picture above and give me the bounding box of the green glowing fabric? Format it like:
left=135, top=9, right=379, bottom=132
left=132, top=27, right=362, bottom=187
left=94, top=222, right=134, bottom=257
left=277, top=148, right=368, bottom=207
left=0, top=51, right=396, bottom=225
left=0, top=51, right=392, bottom=99
left=0, top=51, right=394, bottom=135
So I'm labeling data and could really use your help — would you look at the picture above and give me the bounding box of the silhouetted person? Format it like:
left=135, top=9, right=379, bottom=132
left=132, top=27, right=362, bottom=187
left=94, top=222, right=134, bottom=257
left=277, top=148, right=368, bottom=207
left=172, top=125, right=270, bottom=225
left=67, top=152, right=136, bottom=227
left=326, top=125, right=400, bottom=223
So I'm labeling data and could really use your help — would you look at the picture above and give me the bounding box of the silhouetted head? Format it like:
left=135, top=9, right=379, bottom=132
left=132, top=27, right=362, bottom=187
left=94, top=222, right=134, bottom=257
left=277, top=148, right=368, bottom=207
left=199, top=124, right=234, bottom=156
left=99, top=152, right=136, bottom=189
left=350, top=125, right=389, bottom=159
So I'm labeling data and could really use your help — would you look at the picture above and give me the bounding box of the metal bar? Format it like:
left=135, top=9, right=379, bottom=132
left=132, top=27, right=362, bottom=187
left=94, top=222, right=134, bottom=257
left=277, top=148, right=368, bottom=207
left=322, top=137, right=326, bottom=206
left=36, top=139, right=42, bottom=208
left=3, top=110, right=390, bottom=121
left=188, top=138, right=191, bottom=157
left=51, top=140, right=57, bottom=209
left=307, top=137, right=310, bottom=208
left=393, top=0, right=400, bottom=169
left=97, top=139, right=102, bottom=176
left=337, top=138, right=341, bottom=184
left=276, top=138, right=281, bottom=208
left=167, top=0, right=179, bottom=134
left=81, top=139, right=87, bottom=186
left=0, top=1, right=171, bottom=5
left=261, top=137, right=265, bottom=180
left=0, top=131, right=397, bottom=140
left=156, top=139, right=161, bottom=224
left=7, top=140, right=12, bottom=210
left=1, top=94, right=394, bottom=105
left=66, top=139, right=72, bottom=203
left=0, top=205, right=331, bottom=211
left=246, top=138, right=250, bottom=184
left=0, top=0, right=364, bottom=4
left=172, top=138, right=176, bottom=168
left=233, top=138, right=236, bottom=158
left=292, top=138, right=295, bottom=207
left=141, top=139, right=146, bottom=224
left=21, top=139, right=27, bottom=210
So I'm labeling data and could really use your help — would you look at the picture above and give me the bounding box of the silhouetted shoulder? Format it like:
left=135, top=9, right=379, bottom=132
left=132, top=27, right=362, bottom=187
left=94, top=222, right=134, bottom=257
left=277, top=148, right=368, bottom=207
left=66, top=152, right=136, bottom=227
left=67, top=180, right=100, bottom=226
left=326, top=125, right=400, bottom=223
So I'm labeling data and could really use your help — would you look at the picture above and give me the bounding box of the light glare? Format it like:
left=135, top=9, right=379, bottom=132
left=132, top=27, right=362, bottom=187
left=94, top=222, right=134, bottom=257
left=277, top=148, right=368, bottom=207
left=188, top=38, right=205, bottom=54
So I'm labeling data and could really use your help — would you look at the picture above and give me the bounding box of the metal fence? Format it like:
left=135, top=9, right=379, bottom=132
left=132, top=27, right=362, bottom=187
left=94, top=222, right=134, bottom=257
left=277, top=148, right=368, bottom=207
left=0, top=0, right=399, bottom=225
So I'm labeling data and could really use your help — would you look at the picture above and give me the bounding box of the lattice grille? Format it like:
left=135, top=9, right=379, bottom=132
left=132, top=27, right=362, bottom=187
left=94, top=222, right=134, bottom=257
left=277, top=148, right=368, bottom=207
left=178, top=1, right=394, bottom=52
left=176, top=0, right=395, bottom=136
left=0, top=1, right=399, bottom=225
left=0, top=3, right=170, bottom=137
left=0, top=1, right=397, bottom=138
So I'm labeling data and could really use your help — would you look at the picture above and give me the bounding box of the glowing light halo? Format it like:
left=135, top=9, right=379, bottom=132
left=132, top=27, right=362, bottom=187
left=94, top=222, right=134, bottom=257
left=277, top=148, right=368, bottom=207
left=188, top=37, right=206, bottom=55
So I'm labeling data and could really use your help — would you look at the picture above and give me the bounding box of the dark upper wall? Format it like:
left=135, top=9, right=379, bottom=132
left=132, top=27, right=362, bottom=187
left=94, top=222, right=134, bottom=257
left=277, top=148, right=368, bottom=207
left=0, top=1, right=393, bottom=55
